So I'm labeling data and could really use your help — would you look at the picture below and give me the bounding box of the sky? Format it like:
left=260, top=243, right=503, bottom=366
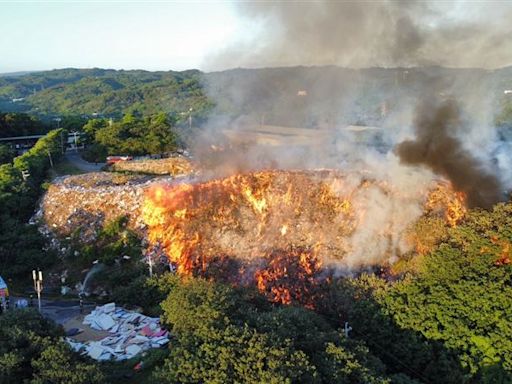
left=1, top=1, right=512, bottom=73
left=0, top=1, right=243, bottom=73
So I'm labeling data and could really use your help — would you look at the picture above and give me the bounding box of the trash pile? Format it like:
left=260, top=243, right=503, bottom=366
left=66, top=303, right=170, bottom=361
left=34, top=172, right=175, bottom=242
left=110, top=156, right=195, bottom=175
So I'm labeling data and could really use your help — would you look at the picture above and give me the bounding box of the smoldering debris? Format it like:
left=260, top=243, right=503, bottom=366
left=396, top=97, right=503, bottom=208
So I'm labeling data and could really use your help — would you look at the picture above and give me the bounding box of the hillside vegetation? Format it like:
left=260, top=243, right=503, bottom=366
left=1, top=66, right=512, bottom=130
left=0, top=68, right=212, bottom=119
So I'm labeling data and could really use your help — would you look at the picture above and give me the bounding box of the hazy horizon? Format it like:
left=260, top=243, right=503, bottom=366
left=2, top=62, right=511, bottom=77
left=2, top=1, right=512, bottom=74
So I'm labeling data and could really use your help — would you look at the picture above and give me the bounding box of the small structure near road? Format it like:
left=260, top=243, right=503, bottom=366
left=0, top=275, right=9, bottom=312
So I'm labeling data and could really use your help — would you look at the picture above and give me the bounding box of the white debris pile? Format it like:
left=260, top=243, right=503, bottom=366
left=66, top=302, right=170, bottom=361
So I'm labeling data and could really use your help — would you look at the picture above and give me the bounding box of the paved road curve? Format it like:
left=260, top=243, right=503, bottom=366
left=11, top=296, right=95, bottom=325
left=65, top=151, right=105, bottom=172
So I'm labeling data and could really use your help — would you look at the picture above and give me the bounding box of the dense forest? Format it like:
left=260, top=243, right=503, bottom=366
left=0, top=111, right=49, bottom=137
left=0, top=68, right=212, bottom=120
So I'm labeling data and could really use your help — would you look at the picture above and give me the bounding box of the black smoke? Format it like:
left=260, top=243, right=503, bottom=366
left=396, top=98, right=503, bottom=208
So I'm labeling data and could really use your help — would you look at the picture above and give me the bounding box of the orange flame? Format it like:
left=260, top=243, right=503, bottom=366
left=255, top=246, right=323, bottom=308
left=425, top=183, right=467, bottom=227
left=142, top=170, right=468, bottom=297
left=143, top=171, right=355, bottom=277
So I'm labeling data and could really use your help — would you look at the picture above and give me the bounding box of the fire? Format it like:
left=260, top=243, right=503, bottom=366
left=143, top=169, right=468, bottom=300
left=255, top=246, right=324, bottom=308
left=241, top=180, right=267, bottom=215
left=143, top=170, right=357, bottom=277
left=425, top=183, right=467, bottom=227
left=491, top=236, right=511, bottom=266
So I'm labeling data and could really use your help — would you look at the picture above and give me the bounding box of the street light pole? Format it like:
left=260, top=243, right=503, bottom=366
left=32, top=270, right=43, bottom=312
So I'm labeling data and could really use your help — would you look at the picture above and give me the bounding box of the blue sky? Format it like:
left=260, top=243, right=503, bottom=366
left=0, top=1, right=243, bottom=73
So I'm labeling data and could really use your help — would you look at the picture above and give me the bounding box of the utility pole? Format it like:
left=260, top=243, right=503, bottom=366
left=73, top=131, right=78, bottom=152
left=188, top=108, right=193, bottom=130
left=79, top=292, right=84, bottom=314
left=32, top=270, right=43, bottom=312
left=47, top=150, right=54, bottom=168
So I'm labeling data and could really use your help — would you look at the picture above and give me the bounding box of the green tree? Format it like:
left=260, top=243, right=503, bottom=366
left=154, top=324, right=316, bottom=384
left=380, top=203, right=512, bottom=379
left=0, top=144, right=14, bottom=163
left=90, top=113, right=179, bottom=156
left=144, top=113, right=178, bottom=154
left=156, top=277, right=392, bottom=383
left=0, top=112, right=47, bottom=137
left=82, top=118, right=108, bottom=143
left=0, top=309, right=103, bottom=384
left=316, top=275, right=466, bottom=383
left=91, top=215, right=141, bottom=266
left=0, top=130, right=67, bottom=280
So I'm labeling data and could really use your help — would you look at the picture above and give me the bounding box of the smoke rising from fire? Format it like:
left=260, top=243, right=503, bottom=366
left=163, top=2, right=512, bottom=275
left=396, top=97, right=503, bottom=209
left=208, top=1, right=512, bottom=70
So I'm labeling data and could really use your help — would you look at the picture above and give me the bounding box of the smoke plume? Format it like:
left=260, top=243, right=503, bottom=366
left=208, top=1, right=512, bottom=70
left=396, top=97, right=503, bottom=208
left=184, top=1, right=512, bottom=271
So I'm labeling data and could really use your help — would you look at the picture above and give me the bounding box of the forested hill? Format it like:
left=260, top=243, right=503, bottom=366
left=1, top=66, right=512, bottom=128
left=0, top=68, right=212, bottom=118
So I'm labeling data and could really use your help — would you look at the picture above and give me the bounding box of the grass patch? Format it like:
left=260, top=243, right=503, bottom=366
left=50, top=159, right=86, bottom=177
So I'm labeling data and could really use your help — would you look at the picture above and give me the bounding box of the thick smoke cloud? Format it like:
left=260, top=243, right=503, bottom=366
left=208, top=1, right=512, bottom=70
left=396, top=97, right=503, bottom=208
left=191, top=1, right=511, bottom=270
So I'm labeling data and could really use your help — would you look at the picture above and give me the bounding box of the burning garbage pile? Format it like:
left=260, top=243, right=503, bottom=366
left=255, top=246, right=325, bottom=308
left=143, top=169, right=466, bottom=302
left=66, top=302, right=169, bottom=361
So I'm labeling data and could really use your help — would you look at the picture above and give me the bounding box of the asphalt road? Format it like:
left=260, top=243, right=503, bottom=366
left=65, top=151, right=105, bottom=172
left=11, top=296, right=95, bottom=325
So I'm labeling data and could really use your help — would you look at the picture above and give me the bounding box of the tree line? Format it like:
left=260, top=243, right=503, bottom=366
left=0, top=128, right=65, bottom=280
left=81, top=113, right=179, bottom=162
